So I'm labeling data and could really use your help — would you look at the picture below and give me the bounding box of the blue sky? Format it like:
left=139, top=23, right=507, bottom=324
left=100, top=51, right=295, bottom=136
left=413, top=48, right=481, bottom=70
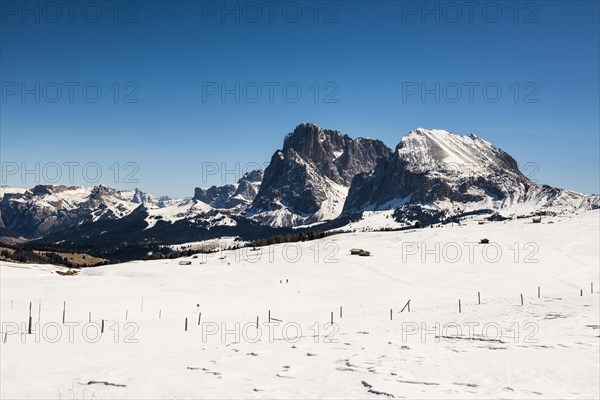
left=1, top=0, right=598, bottom=197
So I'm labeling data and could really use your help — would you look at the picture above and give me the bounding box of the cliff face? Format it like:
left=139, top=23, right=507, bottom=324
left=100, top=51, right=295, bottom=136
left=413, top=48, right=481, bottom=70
left=248, top=123, right=392, bottom=226
left=343, top=128, right=599, bottom=219
left=194, top=169, right=264, bottom=209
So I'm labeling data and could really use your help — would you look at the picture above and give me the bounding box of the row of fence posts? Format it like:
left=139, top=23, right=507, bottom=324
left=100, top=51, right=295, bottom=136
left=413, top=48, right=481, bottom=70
left=329, top=282, right=595, bottom=321
left=7, top=283, right=597, bottom=336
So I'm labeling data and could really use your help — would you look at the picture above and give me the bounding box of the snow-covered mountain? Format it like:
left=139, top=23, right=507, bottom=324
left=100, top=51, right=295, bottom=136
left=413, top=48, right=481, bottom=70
left=1, top=124, right=597, bottom=254
left=0, top=184, right=172, bottom=238
left=247, top=123, right=392, bottom=226
left=343, top=128, right=599, bottom=223
left=193, top=169, right=263, bottom=209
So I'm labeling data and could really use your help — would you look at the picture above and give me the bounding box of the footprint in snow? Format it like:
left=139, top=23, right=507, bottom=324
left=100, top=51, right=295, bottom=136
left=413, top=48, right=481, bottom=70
left=276, top=373, right=294, bottom=379
left=361, top=381, right=394, bottom=398
left=306, top=352, right=318, bottom=356
left=83, top=380, right=126, bottom=388
left=453, top=382, right=479, bottom=388
left=247, top=352, right=259, bottom=356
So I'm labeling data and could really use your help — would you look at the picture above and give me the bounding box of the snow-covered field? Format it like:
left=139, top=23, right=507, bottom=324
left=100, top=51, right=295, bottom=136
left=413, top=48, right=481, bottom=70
left=1, top=211, right=598, bottom=399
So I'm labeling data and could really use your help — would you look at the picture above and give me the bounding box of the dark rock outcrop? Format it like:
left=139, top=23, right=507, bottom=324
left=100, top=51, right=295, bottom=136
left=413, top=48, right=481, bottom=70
left=248, top=123, right=392, bottom=226
left=193, top=169, right=263, bottom=209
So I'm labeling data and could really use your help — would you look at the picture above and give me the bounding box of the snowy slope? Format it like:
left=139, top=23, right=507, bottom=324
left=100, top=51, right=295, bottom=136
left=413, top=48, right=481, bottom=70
left=0, top=186, right=27, bottom=197
left=0, top=185, right=181, bottom=238
left=1, top=210, right=598, bottom=399
left=1, top=125, right=597, bottom=244
left=343, top=128, right=599, bottom=226
left=397, top=128, right=519, bottom=176
left=144, top=198, right=236, bottom=229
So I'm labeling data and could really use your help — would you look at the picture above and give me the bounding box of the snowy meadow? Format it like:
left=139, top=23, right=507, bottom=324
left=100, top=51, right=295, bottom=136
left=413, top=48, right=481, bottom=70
left=1, top=211, right=598, bottom=399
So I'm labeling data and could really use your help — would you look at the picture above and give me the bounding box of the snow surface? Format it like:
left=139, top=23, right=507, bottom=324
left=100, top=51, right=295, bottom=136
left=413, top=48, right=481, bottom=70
left=1, top=211, right=599, bottom=399
left=399, top=129, right=503, bottom=176
left=169, top=236, right=244, bottom=251
left=144, top=199, right=213, bottom=229
left=0, top=187, right=27, bottom=197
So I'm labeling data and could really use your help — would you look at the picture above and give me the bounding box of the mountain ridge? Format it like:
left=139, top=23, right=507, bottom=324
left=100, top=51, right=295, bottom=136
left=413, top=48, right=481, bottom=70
left=1, top=123, right=598, bottom=256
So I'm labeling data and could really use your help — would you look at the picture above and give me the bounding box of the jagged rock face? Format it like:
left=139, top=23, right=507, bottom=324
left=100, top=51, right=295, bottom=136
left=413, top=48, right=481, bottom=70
left=2, top=125, right=597, bottom=246
left=343, top=129, right=599, bottom=218
left=280, top=122, right=391, bottom=186
left=193, top=169, right=263, bottom=209
left=131, top=188, right=156, bottom=205
left=249, top=123, right=392, bottom=226
left=0, top=185, right=142, bottom=239
left=230, top=169, right=263, bottom=205
left=193, top=185, right=237, bottom=208
left=30, top=184, right=73, bottom=196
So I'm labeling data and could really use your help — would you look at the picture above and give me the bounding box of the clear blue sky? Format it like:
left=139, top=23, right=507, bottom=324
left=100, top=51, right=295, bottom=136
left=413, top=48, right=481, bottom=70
left=1, top=0, right=598, bottom=198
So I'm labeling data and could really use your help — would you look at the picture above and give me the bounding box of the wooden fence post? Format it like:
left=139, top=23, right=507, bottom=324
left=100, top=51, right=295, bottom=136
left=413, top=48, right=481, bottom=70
left=185, top=318, right=188, bottom=331
left=458, top=299, right=461, bottom=313
left=520, top=294, right=524, bottom=306
left=538, top=286, right=540, bottom=298
left=330, top=311, right=333, bottom=325
left=28, top=302, right=32, bottom=334
left=340, top=306, right=343, bottom=318
left=62, top=301, right=66, bottom=324
left=400, top=300, right=411, bottom=313
left=478, top=292, right=481, bottom=305
left=198, top=312, right=202, bottom=326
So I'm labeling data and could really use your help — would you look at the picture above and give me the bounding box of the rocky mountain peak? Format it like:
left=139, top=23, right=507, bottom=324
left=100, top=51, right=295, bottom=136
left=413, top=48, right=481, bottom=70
left=240, top=169, right=264, bottom=183
left=90, top=184, right=117, bottom=198
left=193, top=169, right=264, bottom=209
left=248, top=123, right=392, bottom=226
left=131, top=188, right=155, bottom=204
left=30, top=184, right=75, bottom=196
left=341, top=128, right=592, bottom=220
left=283, top=123, right=345, bottom=159
left=395, top=128, right=521, bottom=177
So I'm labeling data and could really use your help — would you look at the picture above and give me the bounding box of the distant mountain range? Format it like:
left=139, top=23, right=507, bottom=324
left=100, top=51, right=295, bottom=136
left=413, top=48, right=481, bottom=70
left=2, top=123, right=598, bottom=259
